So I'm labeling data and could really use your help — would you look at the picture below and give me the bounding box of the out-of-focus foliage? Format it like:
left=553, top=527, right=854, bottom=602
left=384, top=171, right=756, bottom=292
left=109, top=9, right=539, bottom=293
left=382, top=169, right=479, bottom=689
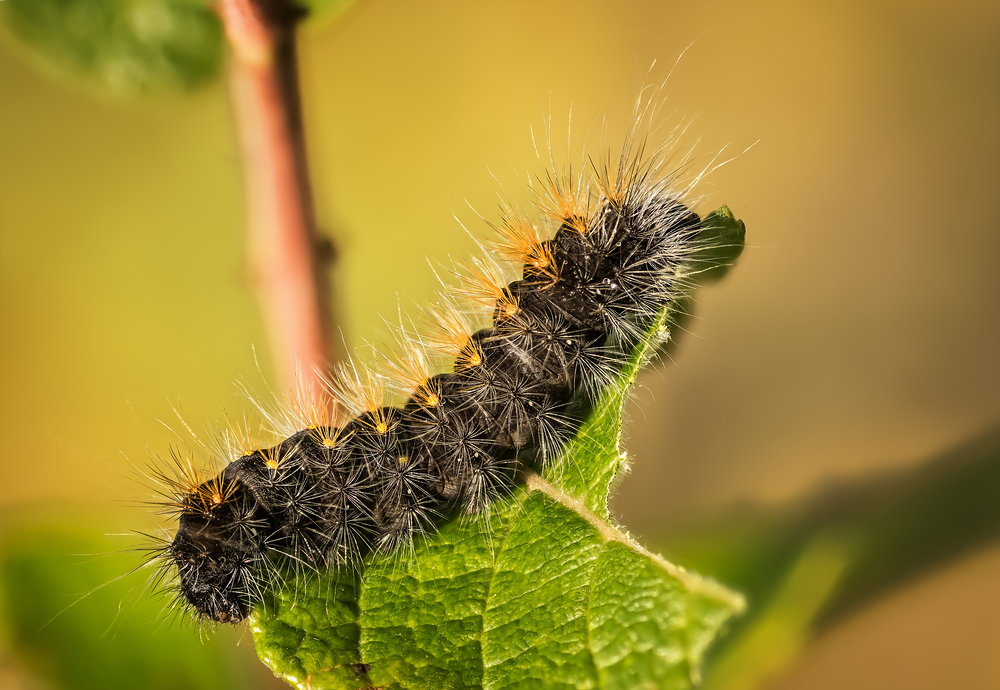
left=300, top=0, right=356, bottom=24
left=0, top=516, right=266, bottom=690
left=652, top=425, right=1000, bottom=690
left=0, top=0, right=358, bottom=96
left=0, top=0, right=223, bottom=94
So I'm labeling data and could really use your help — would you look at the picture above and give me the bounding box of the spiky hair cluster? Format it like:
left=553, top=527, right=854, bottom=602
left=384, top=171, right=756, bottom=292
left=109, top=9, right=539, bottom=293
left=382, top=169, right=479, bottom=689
left=149, top=147, right=721, bottom=624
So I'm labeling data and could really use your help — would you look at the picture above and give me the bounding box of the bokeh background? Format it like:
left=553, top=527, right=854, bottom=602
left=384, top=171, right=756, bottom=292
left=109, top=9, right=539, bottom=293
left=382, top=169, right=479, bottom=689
left=1, top=0, right=999, bottom=688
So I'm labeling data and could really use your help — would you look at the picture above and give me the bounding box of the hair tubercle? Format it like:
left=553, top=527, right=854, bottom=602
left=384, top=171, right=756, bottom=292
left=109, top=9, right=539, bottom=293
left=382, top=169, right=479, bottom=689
left=151, top=146, right=736, bottom=625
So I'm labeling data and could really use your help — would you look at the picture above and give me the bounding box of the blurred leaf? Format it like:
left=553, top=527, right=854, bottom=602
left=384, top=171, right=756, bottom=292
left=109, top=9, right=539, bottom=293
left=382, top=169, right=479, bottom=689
left=652, top=424, right=1000, bottom=690
left=251, top=208, right=748, bottom=690
left=0, top=0, right=223, bottom=95
left=299, top=0, right=356, bottom=23
left=0, top=514, right=265, bottom=690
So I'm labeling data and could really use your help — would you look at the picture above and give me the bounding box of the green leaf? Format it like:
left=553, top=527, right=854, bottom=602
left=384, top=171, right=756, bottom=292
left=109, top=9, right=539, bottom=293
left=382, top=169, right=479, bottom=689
left=688, top=206, right=746, bottom=285
left=0, top=0, right=223, bottom=95
left=251, top=207, right=747, bottom=689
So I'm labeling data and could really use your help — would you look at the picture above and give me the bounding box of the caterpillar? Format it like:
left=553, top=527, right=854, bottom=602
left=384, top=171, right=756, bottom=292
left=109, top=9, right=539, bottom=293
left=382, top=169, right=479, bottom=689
left=146, top=140, right=744, bottom=625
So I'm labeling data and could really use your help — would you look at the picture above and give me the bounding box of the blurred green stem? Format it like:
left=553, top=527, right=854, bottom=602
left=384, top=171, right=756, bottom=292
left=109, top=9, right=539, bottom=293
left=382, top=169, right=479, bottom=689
left=218, top=0, right=333, bottom=400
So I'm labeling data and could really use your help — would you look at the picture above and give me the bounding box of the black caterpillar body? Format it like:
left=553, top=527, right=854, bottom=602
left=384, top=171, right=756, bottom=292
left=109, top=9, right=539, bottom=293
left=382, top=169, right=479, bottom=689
left=161, top=174, right=713, bottom=624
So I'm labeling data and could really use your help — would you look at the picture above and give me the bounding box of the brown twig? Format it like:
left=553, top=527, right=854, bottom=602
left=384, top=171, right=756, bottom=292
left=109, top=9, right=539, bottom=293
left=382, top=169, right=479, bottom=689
left=217, top=0, right=333, bottom=404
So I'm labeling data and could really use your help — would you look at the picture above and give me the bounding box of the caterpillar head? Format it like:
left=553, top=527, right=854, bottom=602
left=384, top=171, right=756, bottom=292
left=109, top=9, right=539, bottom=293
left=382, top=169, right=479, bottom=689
left=168, top=474, right=269, bottom=624
left=170, top=519, right=254, bottom=623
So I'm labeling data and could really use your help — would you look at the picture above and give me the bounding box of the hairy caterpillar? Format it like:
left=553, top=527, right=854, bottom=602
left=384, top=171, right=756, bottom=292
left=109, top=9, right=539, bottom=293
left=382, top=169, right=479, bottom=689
left=145, top=136, right=745, bottom=625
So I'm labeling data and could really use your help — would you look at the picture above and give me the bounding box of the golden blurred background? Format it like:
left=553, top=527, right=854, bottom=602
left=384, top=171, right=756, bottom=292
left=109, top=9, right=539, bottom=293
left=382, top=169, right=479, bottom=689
left=1, top=0, right=998, bottom=688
